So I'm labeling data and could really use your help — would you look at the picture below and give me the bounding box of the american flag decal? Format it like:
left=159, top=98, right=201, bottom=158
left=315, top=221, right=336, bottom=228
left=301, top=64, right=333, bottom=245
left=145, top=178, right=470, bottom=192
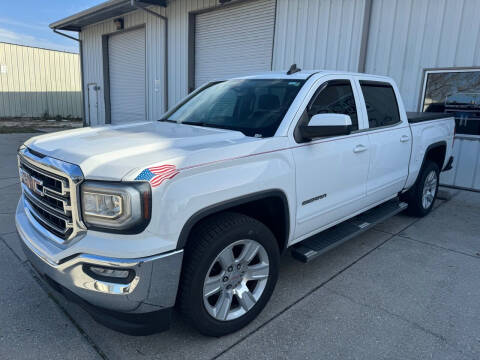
left=135, top=164, right=179, bottom=187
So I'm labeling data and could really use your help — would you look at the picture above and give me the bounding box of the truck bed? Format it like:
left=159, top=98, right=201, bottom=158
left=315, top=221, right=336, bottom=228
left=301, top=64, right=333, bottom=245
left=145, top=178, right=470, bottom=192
left=407, top=112, right=453, bottom=123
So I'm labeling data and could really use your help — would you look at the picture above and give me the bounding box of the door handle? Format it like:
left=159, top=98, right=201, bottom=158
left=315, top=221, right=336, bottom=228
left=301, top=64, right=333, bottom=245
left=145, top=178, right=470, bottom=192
left=353, top=144, right=367, bottom=153
left=400, top=135, right=410, bottom=142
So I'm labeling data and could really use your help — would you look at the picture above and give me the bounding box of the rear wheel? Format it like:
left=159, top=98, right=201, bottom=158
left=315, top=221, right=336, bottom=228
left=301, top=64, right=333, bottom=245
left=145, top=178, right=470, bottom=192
left=178, top=212, right=279, bottom=336
left=402, top=160, right=439, bottom=217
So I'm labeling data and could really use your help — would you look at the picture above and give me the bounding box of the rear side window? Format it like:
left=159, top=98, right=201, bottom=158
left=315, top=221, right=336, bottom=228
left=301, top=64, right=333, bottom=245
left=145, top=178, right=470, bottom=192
left=360, top=81, right=401, bottom=128
left=308, top=80, right=358, bottom=131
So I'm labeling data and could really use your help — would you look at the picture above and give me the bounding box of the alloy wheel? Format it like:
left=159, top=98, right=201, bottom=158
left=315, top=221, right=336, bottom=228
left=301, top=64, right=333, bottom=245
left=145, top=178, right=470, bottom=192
left=203, top=239, right=269, bottom=321
left=422, top=170, right=437, bottom=209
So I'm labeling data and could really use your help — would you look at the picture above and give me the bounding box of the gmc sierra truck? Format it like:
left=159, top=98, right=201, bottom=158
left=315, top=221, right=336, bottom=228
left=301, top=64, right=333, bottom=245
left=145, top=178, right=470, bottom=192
left=16, top=69, right=454, bottom=336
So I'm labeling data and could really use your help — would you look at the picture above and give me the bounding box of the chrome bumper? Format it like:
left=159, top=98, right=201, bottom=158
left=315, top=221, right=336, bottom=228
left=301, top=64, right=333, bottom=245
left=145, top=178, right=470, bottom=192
left=16, top=200, right=183, bottom=314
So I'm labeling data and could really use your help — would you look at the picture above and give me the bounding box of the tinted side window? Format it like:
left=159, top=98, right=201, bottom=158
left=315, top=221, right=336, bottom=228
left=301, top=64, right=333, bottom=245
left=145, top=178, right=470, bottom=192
left=360, top=81, right=401, bottom=128
left=308, top=80, right=358, bottom=130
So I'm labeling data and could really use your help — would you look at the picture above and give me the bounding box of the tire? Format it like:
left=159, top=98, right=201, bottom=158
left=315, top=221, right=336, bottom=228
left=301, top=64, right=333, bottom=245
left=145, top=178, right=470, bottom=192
left=402, top=160, right=440, bottom=217
left=178, top=212, right=280, bottom=337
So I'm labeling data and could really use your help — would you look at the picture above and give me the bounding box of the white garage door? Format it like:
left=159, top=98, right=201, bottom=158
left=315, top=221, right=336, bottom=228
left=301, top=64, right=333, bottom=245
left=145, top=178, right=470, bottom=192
left=109, top=28, right=146, bottom=124
left=195, top=0, right=276, bottom=88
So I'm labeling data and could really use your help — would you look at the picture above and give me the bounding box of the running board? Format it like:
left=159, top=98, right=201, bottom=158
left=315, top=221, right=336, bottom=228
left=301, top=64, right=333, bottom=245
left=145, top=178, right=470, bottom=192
left=291, top=199, right=408, bottom=263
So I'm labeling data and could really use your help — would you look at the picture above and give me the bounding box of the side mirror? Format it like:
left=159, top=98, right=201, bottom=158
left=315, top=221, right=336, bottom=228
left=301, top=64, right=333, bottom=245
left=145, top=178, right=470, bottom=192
left=299, top=113, right=352, bottom=141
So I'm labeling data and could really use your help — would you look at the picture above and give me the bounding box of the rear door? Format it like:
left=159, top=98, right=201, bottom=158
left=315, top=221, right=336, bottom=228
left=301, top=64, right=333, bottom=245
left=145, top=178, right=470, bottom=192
left=291, top=76, right=371, bottom=239
left=355, top=78, right=411, bottom=204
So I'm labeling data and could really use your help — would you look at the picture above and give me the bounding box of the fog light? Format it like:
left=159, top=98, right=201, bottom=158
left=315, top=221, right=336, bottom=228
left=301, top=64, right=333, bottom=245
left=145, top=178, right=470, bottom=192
left=89, top=266, right=130, bottom=279
left=84, top=265, right=134, bottom=284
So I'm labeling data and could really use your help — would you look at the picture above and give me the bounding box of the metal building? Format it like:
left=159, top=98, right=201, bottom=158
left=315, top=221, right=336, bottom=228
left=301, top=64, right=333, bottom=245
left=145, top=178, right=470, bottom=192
left=0, top=42, right=82, bottom=118
left=50, top=0, right=480, bottom=190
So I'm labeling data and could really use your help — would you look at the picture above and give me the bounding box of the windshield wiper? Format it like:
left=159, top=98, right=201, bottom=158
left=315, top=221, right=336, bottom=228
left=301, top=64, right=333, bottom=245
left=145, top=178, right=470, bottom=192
left=182, top=121, right=236, bottom=131
left=162, top=120, right=251, bottom=136
left=181, top=121, right=254, bottom=137
left=158, top=119, right=216, bottom=127
left=182, top=121, right=210, bottom=127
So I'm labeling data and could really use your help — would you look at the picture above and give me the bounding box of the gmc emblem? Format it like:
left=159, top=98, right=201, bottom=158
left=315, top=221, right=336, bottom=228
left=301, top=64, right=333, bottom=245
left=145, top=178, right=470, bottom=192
left=20, top=169, right=44, bottom=197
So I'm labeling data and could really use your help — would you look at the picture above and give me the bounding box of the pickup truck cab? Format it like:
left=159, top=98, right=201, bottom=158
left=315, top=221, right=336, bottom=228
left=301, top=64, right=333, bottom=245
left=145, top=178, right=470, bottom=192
left=16, top=69, right=454, bottom=336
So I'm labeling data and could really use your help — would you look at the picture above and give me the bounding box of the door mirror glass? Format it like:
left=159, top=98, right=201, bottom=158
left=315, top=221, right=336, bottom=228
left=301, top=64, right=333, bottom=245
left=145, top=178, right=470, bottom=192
left=299, top=113, right=352, bottom=141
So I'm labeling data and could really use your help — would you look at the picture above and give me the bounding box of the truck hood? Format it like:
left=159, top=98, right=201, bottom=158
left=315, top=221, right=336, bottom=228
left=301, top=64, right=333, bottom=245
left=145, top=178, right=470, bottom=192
left=25, top=122, right=261, bottom=180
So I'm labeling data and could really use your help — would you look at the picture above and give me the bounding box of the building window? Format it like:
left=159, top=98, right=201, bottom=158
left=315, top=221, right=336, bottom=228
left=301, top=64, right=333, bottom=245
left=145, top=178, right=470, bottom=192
left=421, top=68, right=480, bottom=136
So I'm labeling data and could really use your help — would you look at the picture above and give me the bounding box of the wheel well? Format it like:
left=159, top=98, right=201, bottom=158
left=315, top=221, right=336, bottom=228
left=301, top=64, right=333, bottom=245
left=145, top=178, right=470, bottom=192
left=178, top=192, right=290, bottom=253
left=228, top=197, right=288, bottom=252
left=425, top=143, right=446, bottom=171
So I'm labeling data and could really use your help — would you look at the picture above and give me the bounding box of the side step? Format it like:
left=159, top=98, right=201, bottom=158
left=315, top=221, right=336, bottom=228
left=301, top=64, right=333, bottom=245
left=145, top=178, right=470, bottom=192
left=291, top=199, right=408, bottom=263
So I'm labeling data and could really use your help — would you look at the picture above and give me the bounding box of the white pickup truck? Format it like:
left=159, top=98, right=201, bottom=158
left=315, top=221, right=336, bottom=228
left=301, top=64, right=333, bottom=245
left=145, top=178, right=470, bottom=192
left=16, top=68, right=454, bottom=336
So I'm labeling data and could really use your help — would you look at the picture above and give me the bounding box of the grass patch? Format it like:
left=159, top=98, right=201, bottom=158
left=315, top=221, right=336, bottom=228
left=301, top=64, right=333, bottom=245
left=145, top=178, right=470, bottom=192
left=0, top=127, right=41, bottom=134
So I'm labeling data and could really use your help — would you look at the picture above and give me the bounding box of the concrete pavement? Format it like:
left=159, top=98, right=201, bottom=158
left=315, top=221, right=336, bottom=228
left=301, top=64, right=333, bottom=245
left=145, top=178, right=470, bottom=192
left=1, top=132, right=479, bottom=360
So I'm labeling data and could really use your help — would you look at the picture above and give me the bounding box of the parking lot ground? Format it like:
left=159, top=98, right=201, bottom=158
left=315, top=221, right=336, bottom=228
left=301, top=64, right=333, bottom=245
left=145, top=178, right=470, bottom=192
left=1, top=132, right=479, bottom=360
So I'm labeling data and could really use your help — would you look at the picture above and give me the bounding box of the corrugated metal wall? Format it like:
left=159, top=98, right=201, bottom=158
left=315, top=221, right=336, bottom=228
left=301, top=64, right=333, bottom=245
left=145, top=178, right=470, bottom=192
left=80, top=7, right=167, bottom=125
left=441, top=136, right=480, bottom=191
left=194, top=0, right=276, bottom=87
left=272, top=0, right=366, bottom=72
left=78, top=0, right=480, bottom=118
left=165, top=0, right=220, bottom=107
left=364, top=0, right=480, bottom=191
left=365, top=0, right=480, bottom=112
left=80, top=1, right=228, bottom=125
left=166, top=0, right=366, bottom=106
left=80, top=0, right=367, bottom=122
left=0, top=42, right=82, bottom=118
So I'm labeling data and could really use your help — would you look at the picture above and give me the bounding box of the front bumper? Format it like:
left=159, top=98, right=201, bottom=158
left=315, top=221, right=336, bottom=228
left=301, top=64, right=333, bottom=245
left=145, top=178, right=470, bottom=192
left=16, top=199, right=184, bottom=332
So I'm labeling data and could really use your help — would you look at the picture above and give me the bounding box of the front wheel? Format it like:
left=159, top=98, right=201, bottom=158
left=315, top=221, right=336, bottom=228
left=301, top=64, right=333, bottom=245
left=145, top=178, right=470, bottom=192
left=178, top=212, right=280, bottom=336
left=402, top=160, right=439, bottom=217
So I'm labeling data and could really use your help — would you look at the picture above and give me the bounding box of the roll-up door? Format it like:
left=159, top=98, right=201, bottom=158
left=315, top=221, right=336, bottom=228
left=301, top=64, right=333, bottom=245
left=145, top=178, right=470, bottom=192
left=108, top=27, right=146, bottom=124
left=195, top=0, right=276, bottom=88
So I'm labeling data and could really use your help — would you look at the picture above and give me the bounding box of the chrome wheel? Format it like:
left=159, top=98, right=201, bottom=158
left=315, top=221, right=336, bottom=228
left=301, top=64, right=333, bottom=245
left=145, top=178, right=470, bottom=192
left=422, top=170, right=437, bottom=209
left=203, top=239, right=269, bottom=321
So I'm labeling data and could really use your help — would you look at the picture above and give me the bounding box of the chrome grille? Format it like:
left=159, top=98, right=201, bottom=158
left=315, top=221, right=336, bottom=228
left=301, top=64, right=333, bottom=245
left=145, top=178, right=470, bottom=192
left=18, top=146, right=86, bottom=244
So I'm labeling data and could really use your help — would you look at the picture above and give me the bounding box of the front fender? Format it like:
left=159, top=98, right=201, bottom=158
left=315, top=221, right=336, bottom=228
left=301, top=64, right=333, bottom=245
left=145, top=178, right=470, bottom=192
left=148, top=150, right=296, bottom=252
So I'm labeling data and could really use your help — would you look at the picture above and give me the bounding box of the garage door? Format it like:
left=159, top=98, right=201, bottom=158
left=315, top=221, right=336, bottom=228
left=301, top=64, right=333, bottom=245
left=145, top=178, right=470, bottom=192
left=109, top=28, right=146, bottom=124
left=195, top=0, right=276, bottom=88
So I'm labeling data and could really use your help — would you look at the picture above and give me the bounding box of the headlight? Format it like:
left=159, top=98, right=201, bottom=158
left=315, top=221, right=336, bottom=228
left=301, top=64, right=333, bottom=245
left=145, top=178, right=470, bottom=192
left=80, top=181, right=151, bottom=233
left=83, top=192, right=122, bottom=219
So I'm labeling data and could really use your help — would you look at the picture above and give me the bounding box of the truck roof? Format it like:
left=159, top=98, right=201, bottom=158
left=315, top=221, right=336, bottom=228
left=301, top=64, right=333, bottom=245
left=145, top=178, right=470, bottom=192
left=228, top=70, right=392, bottom=81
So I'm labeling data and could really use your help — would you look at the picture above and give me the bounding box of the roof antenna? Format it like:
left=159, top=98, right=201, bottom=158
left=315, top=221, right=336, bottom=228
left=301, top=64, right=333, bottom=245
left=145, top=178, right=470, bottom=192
left=287, top=64, right=301, bottom=75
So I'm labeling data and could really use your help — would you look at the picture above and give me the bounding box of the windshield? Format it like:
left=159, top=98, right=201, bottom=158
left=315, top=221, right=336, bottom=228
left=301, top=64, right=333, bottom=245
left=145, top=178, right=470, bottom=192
left=165, top=79, right=305, bottom=137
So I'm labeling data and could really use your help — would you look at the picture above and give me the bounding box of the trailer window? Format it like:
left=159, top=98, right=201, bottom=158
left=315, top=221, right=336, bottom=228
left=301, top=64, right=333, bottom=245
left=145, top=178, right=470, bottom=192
left=360, top=81, right=401, bottom=129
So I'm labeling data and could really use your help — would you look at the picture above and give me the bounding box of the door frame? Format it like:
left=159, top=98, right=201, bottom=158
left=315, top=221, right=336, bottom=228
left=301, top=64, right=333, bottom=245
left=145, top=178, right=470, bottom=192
left=87, top=83, right=99, bottom=126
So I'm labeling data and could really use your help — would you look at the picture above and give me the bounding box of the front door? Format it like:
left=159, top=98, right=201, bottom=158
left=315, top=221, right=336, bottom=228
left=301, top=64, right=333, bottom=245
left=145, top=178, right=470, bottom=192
left=292, top=77, right=370, bottom=239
